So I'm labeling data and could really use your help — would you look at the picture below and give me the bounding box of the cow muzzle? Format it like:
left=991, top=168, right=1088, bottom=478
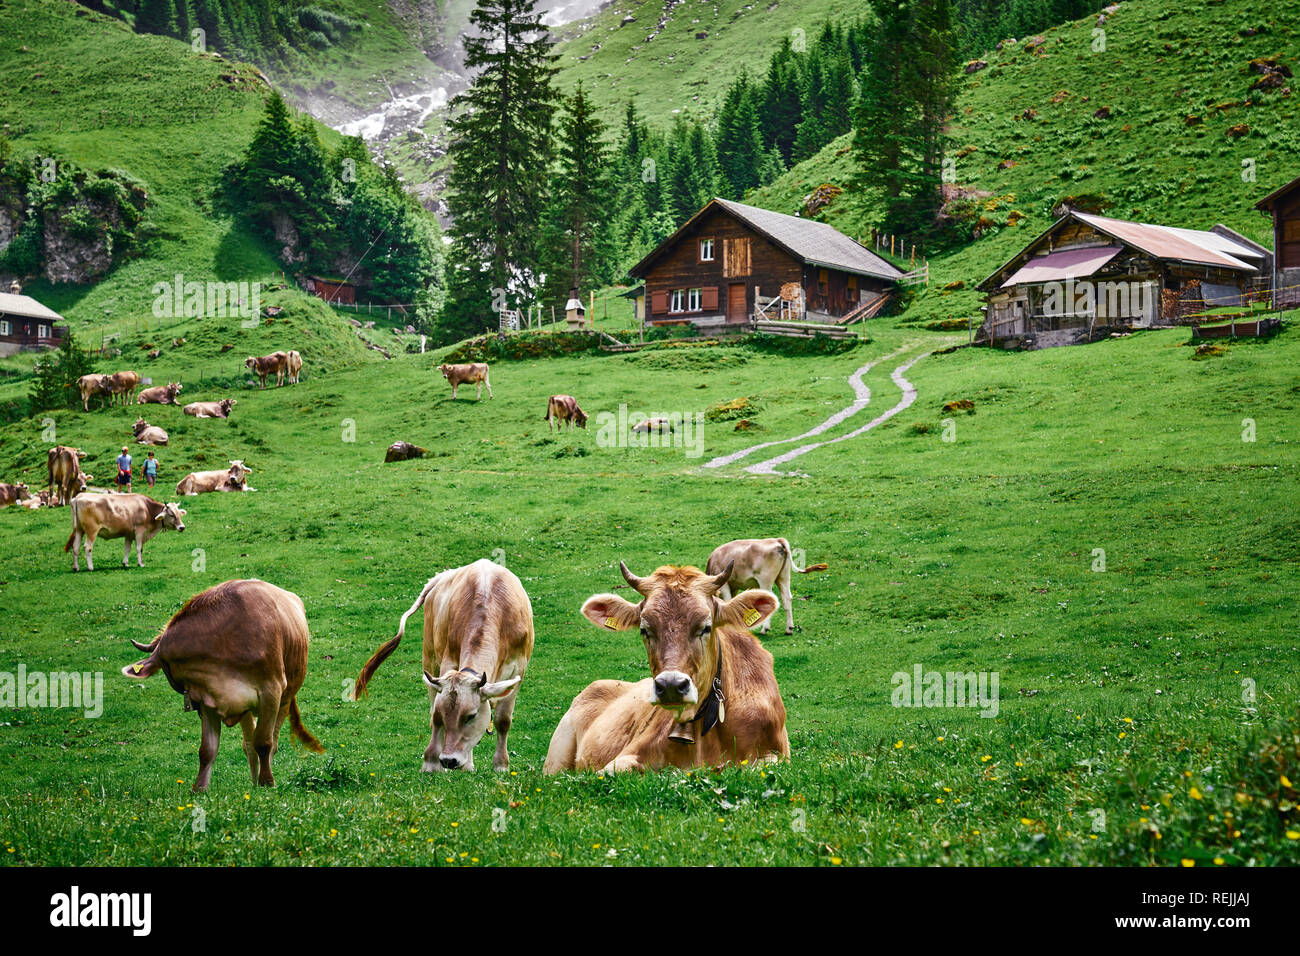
left=651, top=671, right=697, bottom=708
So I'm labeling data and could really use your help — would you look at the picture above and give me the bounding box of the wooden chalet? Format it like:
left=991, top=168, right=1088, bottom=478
left=0, top=286, right=67, bottom=356
left=976, top=209, right=1268, bottom=349
left=1255, top=174, right=1300, bottom=308
left=629, top=198, right=904, bottom=331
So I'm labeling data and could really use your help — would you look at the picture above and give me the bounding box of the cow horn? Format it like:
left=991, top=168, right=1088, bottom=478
left=707, top=560, right=734, bottom=595
left=619, top=561, right=648, bottom=596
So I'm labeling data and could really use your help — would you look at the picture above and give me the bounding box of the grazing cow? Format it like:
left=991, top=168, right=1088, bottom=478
left=438, top=363, right=492, bottom=400
left=543, top=562, right=789, bottom=774
left=632, top=417, right=674, bottom=434
left=183, top=398, right=237, bottom=419
left=0, top=482, right=31, bottom=507
left=64, top=492, right=185, bottom=571
left=136, top=381, right=183, bottom=405
left=176, top=460, right=252, bottom=496
left=706, top=537, right=810, bottom=636
left=121, top=579, right=324, bottom=793
left=353, top=559, right=533, bottom=772
left=545, top=394, right=588, bottom=431
left=245, top=351, right=288, bottom=389
left=107, top=370, right=140, bottom=406
left=286, top=350, right=302, bottom=384
left=133, top=418, right=169, bottom=446
left=384, top=441, right=427, bottom=463
left=47, top=446, right=91, bottom=506
left=78, top=373, right=113, bottom=411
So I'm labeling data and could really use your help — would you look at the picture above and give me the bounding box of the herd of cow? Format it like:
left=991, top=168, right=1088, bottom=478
left=125, top=537, right=809, bottom=792
left=7, top=349, right=820, bottom=791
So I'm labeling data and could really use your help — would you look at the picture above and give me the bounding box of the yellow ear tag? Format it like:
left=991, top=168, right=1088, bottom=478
left=742, top=608, right=761, bottom=627
left=132, top=663, right=143, bottom=674
left=604, top=617, right=619, bottom=630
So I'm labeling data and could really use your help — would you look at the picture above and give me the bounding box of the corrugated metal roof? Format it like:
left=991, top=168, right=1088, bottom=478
left=714, top=198, right=905, bottom=280
left=1000, top=245, right=1123, bottom=288
left=1072, top=211, right=1256, bottom=271
left=0, top=292, right=64, bottom=322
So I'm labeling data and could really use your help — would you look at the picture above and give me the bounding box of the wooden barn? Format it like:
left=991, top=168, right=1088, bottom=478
left=629, top=198, right=904, bottom=331
left=1255, top=173, right=1300, bottom=308
left=976, top=209, right=1268, bottom=349
left=304, top=275, right=357, bottom=305
left=0, top=285, right=67, bottom=356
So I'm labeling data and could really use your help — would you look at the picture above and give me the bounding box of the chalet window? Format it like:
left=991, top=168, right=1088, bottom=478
left=818, top=269, right=829, bottom=296
left=699, top=238, right=715, bottom=262
left=0, top=320, right=9, bottom=336
left=847, top=276, right=858, bottom=301
left=38, top=324, right=49, bottom=339
left=688, top=288, right=702, bottom=311
left=670, top=289, right=686, bottom=312
left=1285, top=220, right=1300, bottom=243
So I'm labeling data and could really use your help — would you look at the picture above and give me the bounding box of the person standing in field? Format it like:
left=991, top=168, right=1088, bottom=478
left=143, top=450, right=158, bottom=489
left=116, top=446, right=133, bottom=493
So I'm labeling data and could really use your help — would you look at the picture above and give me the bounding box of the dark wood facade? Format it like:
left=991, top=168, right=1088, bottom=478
left=631, top=202, right=897, bottom=329
left=1255, top=174, right=1300, bottom=306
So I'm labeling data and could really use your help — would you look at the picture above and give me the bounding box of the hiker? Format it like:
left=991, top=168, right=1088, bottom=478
left=116, top=446, right=133, bottom=493
left=143, top=450, right=159, bottom=489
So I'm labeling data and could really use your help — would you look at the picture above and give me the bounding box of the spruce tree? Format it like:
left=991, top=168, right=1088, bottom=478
left=714, top=74, right=764, bottom=199
left=440, top=0, right=558, bottom=340
left=547, top=83, right=614, bottom=299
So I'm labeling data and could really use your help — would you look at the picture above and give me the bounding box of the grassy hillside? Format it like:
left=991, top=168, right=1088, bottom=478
left=551, top=0, right=869, bottom=126
left=0, top=0, right=391, bottom=408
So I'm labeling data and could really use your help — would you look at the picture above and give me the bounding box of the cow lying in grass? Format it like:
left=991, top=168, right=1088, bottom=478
left=136, top=381, right=183, bottom=405
left=122, top=579, right=324, bottom=793
left=65, top=493, right=186, bottom=571
left=133, top=418, right=169, bottom=446
left=544, top=561, right=789, bottom=773
left=0, top=482, right=31, bottom=507
left=183, top=398, right=237, bottom=419
left=175, top=460, right=252, bottom=496
left=353, top=559, right=533, bottom=772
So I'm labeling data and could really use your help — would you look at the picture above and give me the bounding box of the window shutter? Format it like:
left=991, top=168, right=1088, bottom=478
left=701, top=286, right=719, bottom=311
left=651, top=291, right=668, bottom=314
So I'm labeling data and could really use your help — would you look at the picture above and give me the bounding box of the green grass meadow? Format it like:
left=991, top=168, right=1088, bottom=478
left=1, top=319, right=1298, bottom=866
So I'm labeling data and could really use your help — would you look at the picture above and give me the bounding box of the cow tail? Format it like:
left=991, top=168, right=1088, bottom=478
left=352, top=574, right=440, bottom=700
left=288, top=696, right=325, bottom=753
left=64, top=532, right=75, bottom=552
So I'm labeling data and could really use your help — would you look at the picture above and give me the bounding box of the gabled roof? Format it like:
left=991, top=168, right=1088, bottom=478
left=629, top=198, right=905, bottom=282
left=0, top=291, right=64, bottom=323
left=1254, top=173, right=1300, bottom=211
left=979, top=209, right=1262, bottom=291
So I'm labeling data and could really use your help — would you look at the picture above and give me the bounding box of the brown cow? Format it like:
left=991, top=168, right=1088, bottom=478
left=47, top=446, right=91, bottom=506
left=176, top=460, right=252, bottom=496
left=121, top=579, right=324, bottom=792
left=18, top=490, right=50, bottom=510
left=78, top=374, right=113, bottom=411
left=65, top=493, right=186, bottom=571
left=353, top=559, right=533, bottom=772
left=0, top=482, right=31, bottom=507
left=107, top=370, right=140, bottom=406
left=384, top=441, right=427, bottom=463
left=245, top=351, right=288, bottom=389
left=438, top=363, right=492, bottom=400
left=286, top=350, right=303, bottom=384
left=632, top=417, right=675, bottom=434
left=137, top=381, right=183, bottom=405
left=706, top=537, right=810, bottom=636
left=133, top=418, right=169, bottom=446
left=183, top=398, right=237, bottom=419
left=543, top=562, right=789, bottom=774
left=545, top=395, right=588, bottom=431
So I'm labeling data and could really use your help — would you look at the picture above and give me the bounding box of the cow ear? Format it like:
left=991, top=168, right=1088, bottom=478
left=581, top=593, right=640, bottom=632
left=480, top=676, right=521, bottom=699
left=122, top=658, right=159, bottom=679
left=717, top=589, right=779, bottom=631
left=422, top=671, right=445, bottom=692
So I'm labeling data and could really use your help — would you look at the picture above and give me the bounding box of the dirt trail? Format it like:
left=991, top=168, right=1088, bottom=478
left=703, top=341, right=952, bottom=476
